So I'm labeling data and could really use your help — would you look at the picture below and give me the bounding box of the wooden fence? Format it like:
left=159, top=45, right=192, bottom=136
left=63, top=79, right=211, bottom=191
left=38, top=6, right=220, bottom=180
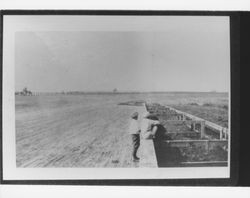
left=163, top=105, right=229, bottom=140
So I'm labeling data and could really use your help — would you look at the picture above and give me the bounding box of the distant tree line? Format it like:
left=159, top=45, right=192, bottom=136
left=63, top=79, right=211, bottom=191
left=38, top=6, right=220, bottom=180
left=15, top=88, right=154, bottom=96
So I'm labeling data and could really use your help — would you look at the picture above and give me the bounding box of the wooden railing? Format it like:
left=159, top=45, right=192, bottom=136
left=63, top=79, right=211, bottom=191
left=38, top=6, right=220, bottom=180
left=141, top=102, right=228, bottom=167
left=164, top=105, right=229, bottom=140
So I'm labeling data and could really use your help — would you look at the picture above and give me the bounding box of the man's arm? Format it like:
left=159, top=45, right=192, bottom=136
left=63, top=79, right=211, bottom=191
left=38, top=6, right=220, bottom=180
left=150, top=120, right=160, bottom=126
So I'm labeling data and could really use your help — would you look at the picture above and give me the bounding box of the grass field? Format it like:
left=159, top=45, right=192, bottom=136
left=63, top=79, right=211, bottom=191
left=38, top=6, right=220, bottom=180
left=15, top=92, right=228, bottom=167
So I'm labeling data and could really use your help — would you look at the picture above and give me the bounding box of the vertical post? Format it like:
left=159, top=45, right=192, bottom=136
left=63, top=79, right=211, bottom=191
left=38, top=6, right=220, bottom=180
left=182, top=114, right=186, bottom=121
left=220, top=128, right=224, bottom=140
left=190, top=122, right=195, bottom=131
left=205, top=140, right=209, bottom=152
left=225, top=129, right=228, bottom=140
left=200, top=120, right=205, bottom=139
left=143, top=102, right=147, bottom=112
left=190, top=123, right=194, bottom=131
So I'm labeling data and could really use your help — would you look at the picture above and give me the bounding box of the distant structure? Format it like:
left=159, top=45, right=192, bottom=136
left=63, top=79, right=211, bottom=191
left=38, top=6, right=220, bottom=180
left=113, top=88, right=118, bottom=93
left=16, top=87, right=32, bottom=96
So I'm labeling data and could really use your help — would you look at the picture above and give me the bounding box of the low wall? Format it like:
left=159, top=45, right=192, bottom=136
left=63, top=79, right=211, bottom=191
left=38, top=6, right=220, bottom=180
left=138, top=103, right=158, bottom=167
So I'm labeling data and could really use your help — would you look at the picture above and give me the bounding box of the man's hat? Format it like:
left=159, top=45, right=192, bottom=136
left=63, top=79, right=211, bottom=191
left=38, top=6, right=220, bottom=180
left=131, top=112, right=139, bottom=119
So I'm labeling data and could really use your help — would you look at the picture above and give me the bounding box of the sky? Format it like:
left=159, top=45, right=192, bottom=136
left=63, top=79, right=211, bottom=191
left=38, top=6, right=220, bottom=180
left=15, top=16, right=230, bottom=92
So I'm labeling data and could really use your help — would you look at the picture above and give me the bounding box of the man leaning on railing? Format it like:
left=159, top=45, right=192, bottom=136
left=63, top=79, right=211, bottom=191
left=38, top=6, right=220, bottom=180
left=141, top=112, right=161, bottom=140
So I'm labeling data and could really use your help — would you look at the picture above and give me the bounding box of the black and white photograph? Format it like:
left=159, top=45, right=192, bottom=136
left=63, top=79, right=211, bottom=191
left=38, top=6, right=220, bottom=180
left=2, top=13, right=233, bottom=181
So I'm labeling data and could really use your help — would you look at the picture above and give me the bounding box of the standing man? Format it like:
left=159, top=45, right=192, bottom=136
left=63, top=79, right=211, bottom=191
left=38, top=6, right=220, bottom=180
left=128, top=112, right=141, bottom=162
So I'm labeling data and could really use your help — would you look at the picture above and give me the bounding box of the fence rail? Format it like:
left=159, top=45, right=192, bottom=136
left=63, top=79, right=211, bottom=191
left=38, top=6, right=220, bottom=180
left=164, top=105, right=228, bottom=140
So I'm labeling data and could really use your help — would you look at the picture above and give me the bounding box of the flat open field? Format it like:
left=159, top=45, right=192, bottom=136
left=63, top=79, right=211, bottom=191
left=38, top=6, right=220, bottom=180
left=15, top=92, right=228, bottom=167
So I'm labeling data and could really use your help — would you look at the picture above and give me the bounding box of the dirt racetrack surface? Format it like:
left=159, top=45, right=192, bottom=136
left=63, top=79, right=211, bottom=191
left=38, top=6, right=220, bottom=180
left=16, top=95, right=146, bottom=167
left=15, top=92, right=228, bottom=167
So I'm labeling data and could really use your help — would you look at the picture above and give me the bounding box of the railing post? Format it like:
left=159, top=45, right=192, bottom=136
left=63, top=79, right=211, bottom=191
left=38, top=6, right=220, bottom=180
left=221, top=128, right=227, bottom=140
left=224, top=128, right=228, bottom=140
left=143, top=102, right=147, bottom=112
left=190, top=121, right=195, bottom=131
left=200, top=120, right=205, bottom=139
left=190, top=123, right=194, bottom=131
left=205, top=140, right=209, bottom=152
